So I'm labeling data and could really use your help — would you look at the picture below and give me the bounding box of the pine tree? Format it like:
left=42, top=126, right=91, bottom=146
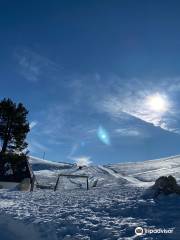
left=0, top=98, right=30, bottom=154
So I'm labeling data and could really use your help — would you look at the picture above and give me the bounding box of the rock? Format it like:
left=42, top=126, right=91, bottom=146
left=151, top=175, right=180, bottom=197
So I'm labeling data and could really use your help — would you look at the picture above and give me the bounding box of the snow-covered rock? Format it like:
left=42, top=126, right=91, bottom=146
left=144, top=175, right=180, bottom=199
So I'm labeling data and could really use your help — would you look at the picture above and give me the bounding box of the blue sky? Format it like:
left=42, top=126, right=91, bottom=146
left=1, top=0, right=180, bottom=164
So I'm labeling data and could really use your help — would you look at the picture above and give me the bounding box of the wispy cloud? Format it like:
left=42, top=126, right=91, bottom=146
left=158, top=76, right=180, bottom=93
left=28, top=139, right=49, bottom=154
left=27, top=73, right=180, bottom=158
left=114, top=128, right=141, bottom=136
left=100, top=92, right=176, bottom=133
left=39, top=104, right=70, bottom=138
left=95, top=75, right=180, bottom=134
left=14, top=47, right=60, bottom=82
left=38, top=101, right=100, bottom=144
left=29, top=121, right=38, bottom=129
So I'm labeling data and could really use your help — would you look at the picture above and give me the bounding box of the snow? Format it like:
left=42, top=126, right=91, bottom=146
left=0, top=155, right=180, bottom=239
left=29, top=156, right=73, bottom=171
left=98, top=165, right=153, bottom=187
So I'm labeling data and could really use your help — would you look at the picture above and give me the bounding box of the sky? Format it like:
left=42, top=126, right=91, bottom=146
left=1, top=0, right=180, bottom=164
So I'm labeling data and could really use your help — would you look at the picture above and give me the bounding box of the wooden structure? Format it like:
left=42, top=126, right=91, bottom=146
left=54, top=174, right=89, bottom=191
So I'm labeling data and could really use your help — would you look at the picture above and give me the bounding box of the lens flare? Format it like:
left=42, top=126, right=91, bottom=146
left=97, top=126, right=110, bottom=145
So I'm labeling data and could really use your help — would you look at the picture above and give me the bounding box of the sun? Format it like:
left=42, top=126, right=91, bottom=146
left=146, top=93, right=169, bottom=113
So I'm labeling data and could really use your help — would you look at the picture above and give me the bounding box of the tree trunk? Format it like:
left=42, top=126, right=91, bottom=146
left=1, top=118, right=12, bottom=154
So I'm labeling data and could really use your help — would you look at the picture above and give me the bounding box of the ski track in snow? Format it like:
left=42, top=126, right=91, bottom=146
left=99, top=166, right=153, bottom=187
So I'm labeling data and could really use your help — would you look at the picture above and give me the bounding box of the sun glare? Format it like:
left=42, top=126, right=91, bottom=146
left=146, top=93, right=169, bottom=113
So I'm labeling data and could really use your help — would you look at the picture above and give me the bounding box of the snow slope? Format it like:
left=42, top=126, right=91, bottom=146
left=30, top=155, right=180, bottom=189
left=0, top=155, right=180, bottom=240
left=107, top=155, right=180, bottom=183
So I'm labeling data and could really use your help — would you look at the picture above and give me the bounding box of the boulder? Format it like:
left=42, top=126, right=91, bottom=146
left=151, top=175, right=180, bottom=197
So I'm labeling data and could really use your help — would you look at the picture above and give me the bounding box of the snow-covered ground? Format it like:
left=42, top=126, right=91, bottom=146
left=0, top=155, right=180, bottom=239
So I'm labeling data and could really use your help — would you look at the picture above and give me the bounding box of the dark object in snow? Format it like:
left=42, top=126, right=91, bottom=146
left=0, top=153, right=35, bottom=191
left=151, top=175, right=180, bottom=197
left=78, top=166, right=83, bottom=170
